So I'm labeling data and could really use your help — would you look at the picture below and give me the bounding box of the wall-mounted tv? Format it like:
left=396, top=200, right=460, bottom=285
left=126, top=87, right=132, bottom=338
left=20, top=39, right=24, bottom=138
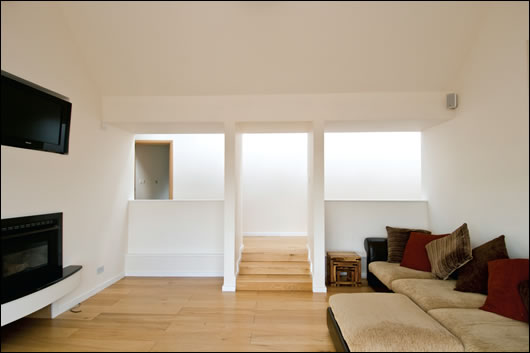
left=1, top=71, right=71, bottom=154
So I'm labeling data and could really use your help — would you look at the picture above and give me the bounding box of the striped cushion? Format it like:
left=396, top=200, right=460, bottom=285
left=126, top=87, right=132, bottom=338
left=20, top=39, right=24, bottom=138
left=386, top=226, right=431, bottom=263
left=426, top=223, right=473, bottom=280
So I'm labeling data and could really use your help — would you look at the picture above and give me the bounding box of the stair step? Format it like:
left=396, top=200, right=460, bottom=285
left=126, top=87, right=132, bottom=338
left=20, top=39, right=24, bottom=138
left=241, top=251, right=307, bottom=262
left=239, top=261, right=310, bottom=275
left=243, top=247, right=307, bottom=254
left=236, top=274, right=312, bottom=291
left=243, top=236, right=307, bottom=249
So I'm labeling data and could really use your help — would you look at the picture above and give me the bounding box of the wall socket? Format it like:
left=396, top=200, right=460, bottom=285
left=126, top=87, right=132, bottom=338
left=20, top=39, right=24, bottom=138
left=97, top=265, right=105, bottom=275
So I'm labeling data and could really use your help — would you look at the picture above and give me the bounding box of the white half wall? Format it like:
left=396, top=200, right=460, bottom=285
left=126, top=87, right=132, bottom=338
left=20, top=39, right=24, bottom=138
left=1, top=2, right=132, bottom=317
left=127, top=200, right=224, bottom=276
left=422, top=3, right=529, bottom=258
left=126, top=254, right=223, bottom=277
left=325, top=200, right=430, bottom=278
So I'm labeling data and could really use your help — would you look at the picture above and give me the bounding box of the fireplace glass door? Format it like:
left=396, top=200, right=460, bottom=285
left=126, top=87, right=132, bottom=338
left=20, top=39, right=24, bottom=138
left=1, top=213, right=62, bottom=304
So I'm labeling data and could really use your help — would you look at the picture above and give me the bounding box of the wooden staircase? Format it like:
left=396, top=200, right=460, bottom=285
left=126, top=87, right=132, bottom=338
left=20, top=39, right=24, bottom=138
left=237, top=236, right=312, bottom=291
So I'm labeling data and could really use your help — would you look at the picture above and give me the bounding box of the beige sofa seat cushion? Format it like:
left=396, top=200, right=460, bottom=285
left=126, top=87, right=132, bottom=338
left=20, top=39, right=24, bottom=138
left=392, top=279, right=487, bottom=311
left=329, top=293, right=464, bottom=352
left=368, top=261, right=435, bottom=290
left=428, top=308, right=529, bottom=352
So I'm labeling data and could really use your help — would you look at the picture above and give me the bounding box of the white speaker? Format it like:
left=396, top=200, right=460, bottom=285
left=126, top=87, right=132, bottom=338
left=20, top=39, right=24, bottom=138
left=446, top=93, right=458, bottom=109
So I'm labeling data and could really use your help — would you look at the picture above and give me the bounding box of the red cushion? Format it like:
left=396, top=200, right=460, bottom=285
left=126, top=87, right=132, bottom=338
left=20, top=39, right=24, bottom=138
left=400, top=232, right=449, bottom=272
left=480, top=258, right=529, bottom=322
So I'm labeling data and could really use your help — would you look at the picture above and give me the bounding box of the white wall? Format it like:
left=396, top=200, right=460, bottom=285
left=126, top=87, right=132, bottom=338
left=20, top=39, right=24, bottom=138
left=325, top=132, right=422, bottom=200
left=1, top=2, right=133, bottom=315
left=135, top=134, right=224, bottom=200
left=126, top=200, right=224, bottom=276
left=325, top=200, right=430, bottom=278
left=102, top=93, right=453, bottom=125
left=422, top=3, right=529, bottom=258
left=242, top=133, right=308, bottom=235
left=135, top=144, right=170, bottom=200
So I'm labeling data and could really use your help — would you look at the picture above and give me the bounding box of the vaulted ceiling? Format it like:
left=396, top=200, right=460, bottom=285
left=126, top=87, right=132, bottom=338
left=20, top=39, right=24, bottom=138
left=56, top=2, right=487, bottom=96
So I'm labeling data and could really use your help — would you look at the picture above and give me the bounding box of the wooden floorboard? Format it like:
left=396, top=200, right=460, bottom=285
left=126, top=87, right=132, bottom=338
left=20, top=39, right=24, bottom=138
left=1, top=277, right=373, bottom=352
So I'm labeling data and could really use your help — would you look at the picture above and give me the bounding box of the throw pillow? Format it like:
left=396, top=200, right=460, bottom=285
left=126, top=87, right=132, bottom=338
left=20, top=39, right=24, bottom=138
left=519, top=280, right=529, bottom=315
left=400, top=232, right=449, bottom=272
left=480, top=259, right=529, bottom=323
left=386, top=226, right=431, bottom=263
left=426, top=223, right=473, bottom=280
left=454, top=235, right=509, bottom=294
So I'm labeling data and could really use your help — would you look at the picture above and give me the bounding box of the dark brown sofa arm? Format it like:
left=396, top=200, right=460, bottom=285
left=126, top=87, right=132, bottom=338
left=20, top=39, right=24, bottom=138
left=364, top=237, right=389, bottom=291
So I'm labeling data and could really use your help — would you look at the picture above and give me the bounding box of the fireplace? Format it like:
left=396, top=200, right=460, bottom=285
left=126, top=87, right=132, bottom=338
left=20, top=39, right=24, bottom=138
left=1, top=213, right=63, bottom=304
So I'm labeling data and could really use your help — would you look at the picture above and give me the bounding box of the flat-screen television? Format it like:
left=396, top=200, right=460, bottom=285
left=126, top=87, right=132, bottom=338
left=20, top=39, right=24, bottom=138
left=1, top=71, right=71, bottom=154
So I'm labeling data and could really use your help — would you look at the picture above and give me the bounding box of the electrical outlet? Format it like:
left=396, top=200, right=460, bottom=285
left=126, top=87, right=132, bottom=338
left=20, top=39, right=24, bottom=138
left=97, top=265, right=104, bottom=274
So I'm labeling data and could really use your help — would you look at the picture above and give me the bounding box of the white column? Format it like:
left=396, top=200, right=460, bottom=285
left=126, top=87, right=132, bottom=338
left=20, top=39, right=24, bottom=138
left=223, top=121, right=236, bottom=291
left=311, top=121, right=327, bottom=292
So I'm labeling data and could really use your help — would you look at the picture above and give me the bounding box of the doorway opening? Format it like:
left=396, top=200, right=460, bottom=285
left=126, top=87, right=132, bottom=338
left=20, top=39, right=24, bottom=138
left=134, top=140, right=173, bottom=200
left=237, top=132, right=311, bottom=291
left=241, top=133, right=308, bottom=237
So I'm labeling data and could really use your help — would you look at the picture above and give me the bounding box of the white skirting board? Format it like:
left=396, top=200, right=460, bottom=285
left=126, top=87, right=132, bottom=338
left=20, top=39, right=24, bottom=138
left=312, top=286, right=327, bottom=293
left=222, top=285, right=236, bottom=292
left=1, top=268, right=82, bottom=327
left=125, top=253, right=224, bottom=277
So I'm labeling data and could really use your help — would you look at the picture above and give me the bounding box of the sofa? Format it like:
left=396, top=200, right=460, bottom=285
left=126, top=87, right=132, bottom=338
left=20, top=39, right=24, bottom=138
left=326, top=237, right=529, bottom=352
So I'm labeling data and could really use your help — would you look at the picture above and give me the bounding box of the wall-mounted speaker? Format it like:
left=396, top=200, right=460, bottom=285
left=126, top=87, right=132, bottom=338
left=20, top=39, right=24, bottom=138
left=446, top=93, right=458, bottom=109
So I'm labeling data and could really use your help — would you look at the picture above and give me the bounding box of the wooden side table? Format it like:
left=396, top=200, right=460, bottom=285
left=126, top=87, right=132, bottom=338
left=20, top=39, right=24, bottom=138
left=327, top=251, right=362, bottom=287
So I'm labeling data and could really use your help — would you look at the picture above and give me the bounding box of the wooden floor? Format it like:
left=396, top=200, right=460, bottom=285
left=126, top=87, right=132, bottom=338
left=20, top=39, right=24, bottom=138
left=1, top=277, right=373, bottom=352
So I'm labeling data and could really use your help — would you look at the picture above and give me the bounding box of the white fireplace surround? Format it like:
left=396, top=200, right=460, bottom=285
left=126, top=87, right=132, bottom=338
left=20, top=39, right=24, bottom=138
left=1, top=267, right=82, bottom=326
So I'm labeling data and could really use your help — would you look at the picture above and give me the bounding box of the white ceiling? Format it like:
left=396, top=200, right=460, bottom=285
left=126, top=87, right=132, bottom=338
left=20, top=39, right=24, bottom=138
left=56, top=1, right=487, bottom=96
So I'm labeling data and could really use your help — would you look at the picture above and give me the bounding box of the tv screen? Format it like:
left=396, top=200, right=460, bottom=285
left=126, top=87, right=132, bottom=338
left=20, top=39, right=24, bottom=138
left=1, top=71, right=71, bottom=154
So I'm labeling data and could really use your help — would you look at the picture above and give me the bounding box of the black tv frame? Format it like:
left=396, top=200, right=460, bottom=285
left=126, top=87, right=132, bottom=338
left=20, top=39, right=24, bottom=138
left=1, top=70, right=71, bottom=155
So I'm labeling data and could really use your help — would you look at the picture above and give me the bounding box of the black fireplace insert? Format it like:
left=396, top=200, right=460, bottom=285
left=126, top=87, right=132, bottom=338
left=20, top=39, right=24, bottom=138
left=1, top=212, right=63, bottom=304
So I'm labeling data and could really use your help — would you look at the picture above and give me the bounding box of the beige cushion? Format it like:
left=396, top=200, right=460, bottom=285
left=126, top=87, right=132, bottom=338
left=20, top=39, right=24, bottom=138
left=428, top=308, right=530, bottom=352
left=369, top=261, right=435, bottom=290
left=329, top=293, right=464, bottom=352
left=392, top=279, right=487, bottom=311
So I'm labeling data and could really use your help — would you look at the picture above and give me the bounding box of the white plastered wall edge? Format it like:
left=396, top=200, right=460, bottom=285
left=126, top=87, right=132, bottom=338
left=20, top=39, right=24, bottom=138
left=235, top=244, right=244, bottom=276
left=307, top=244, right=313, bottom=275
